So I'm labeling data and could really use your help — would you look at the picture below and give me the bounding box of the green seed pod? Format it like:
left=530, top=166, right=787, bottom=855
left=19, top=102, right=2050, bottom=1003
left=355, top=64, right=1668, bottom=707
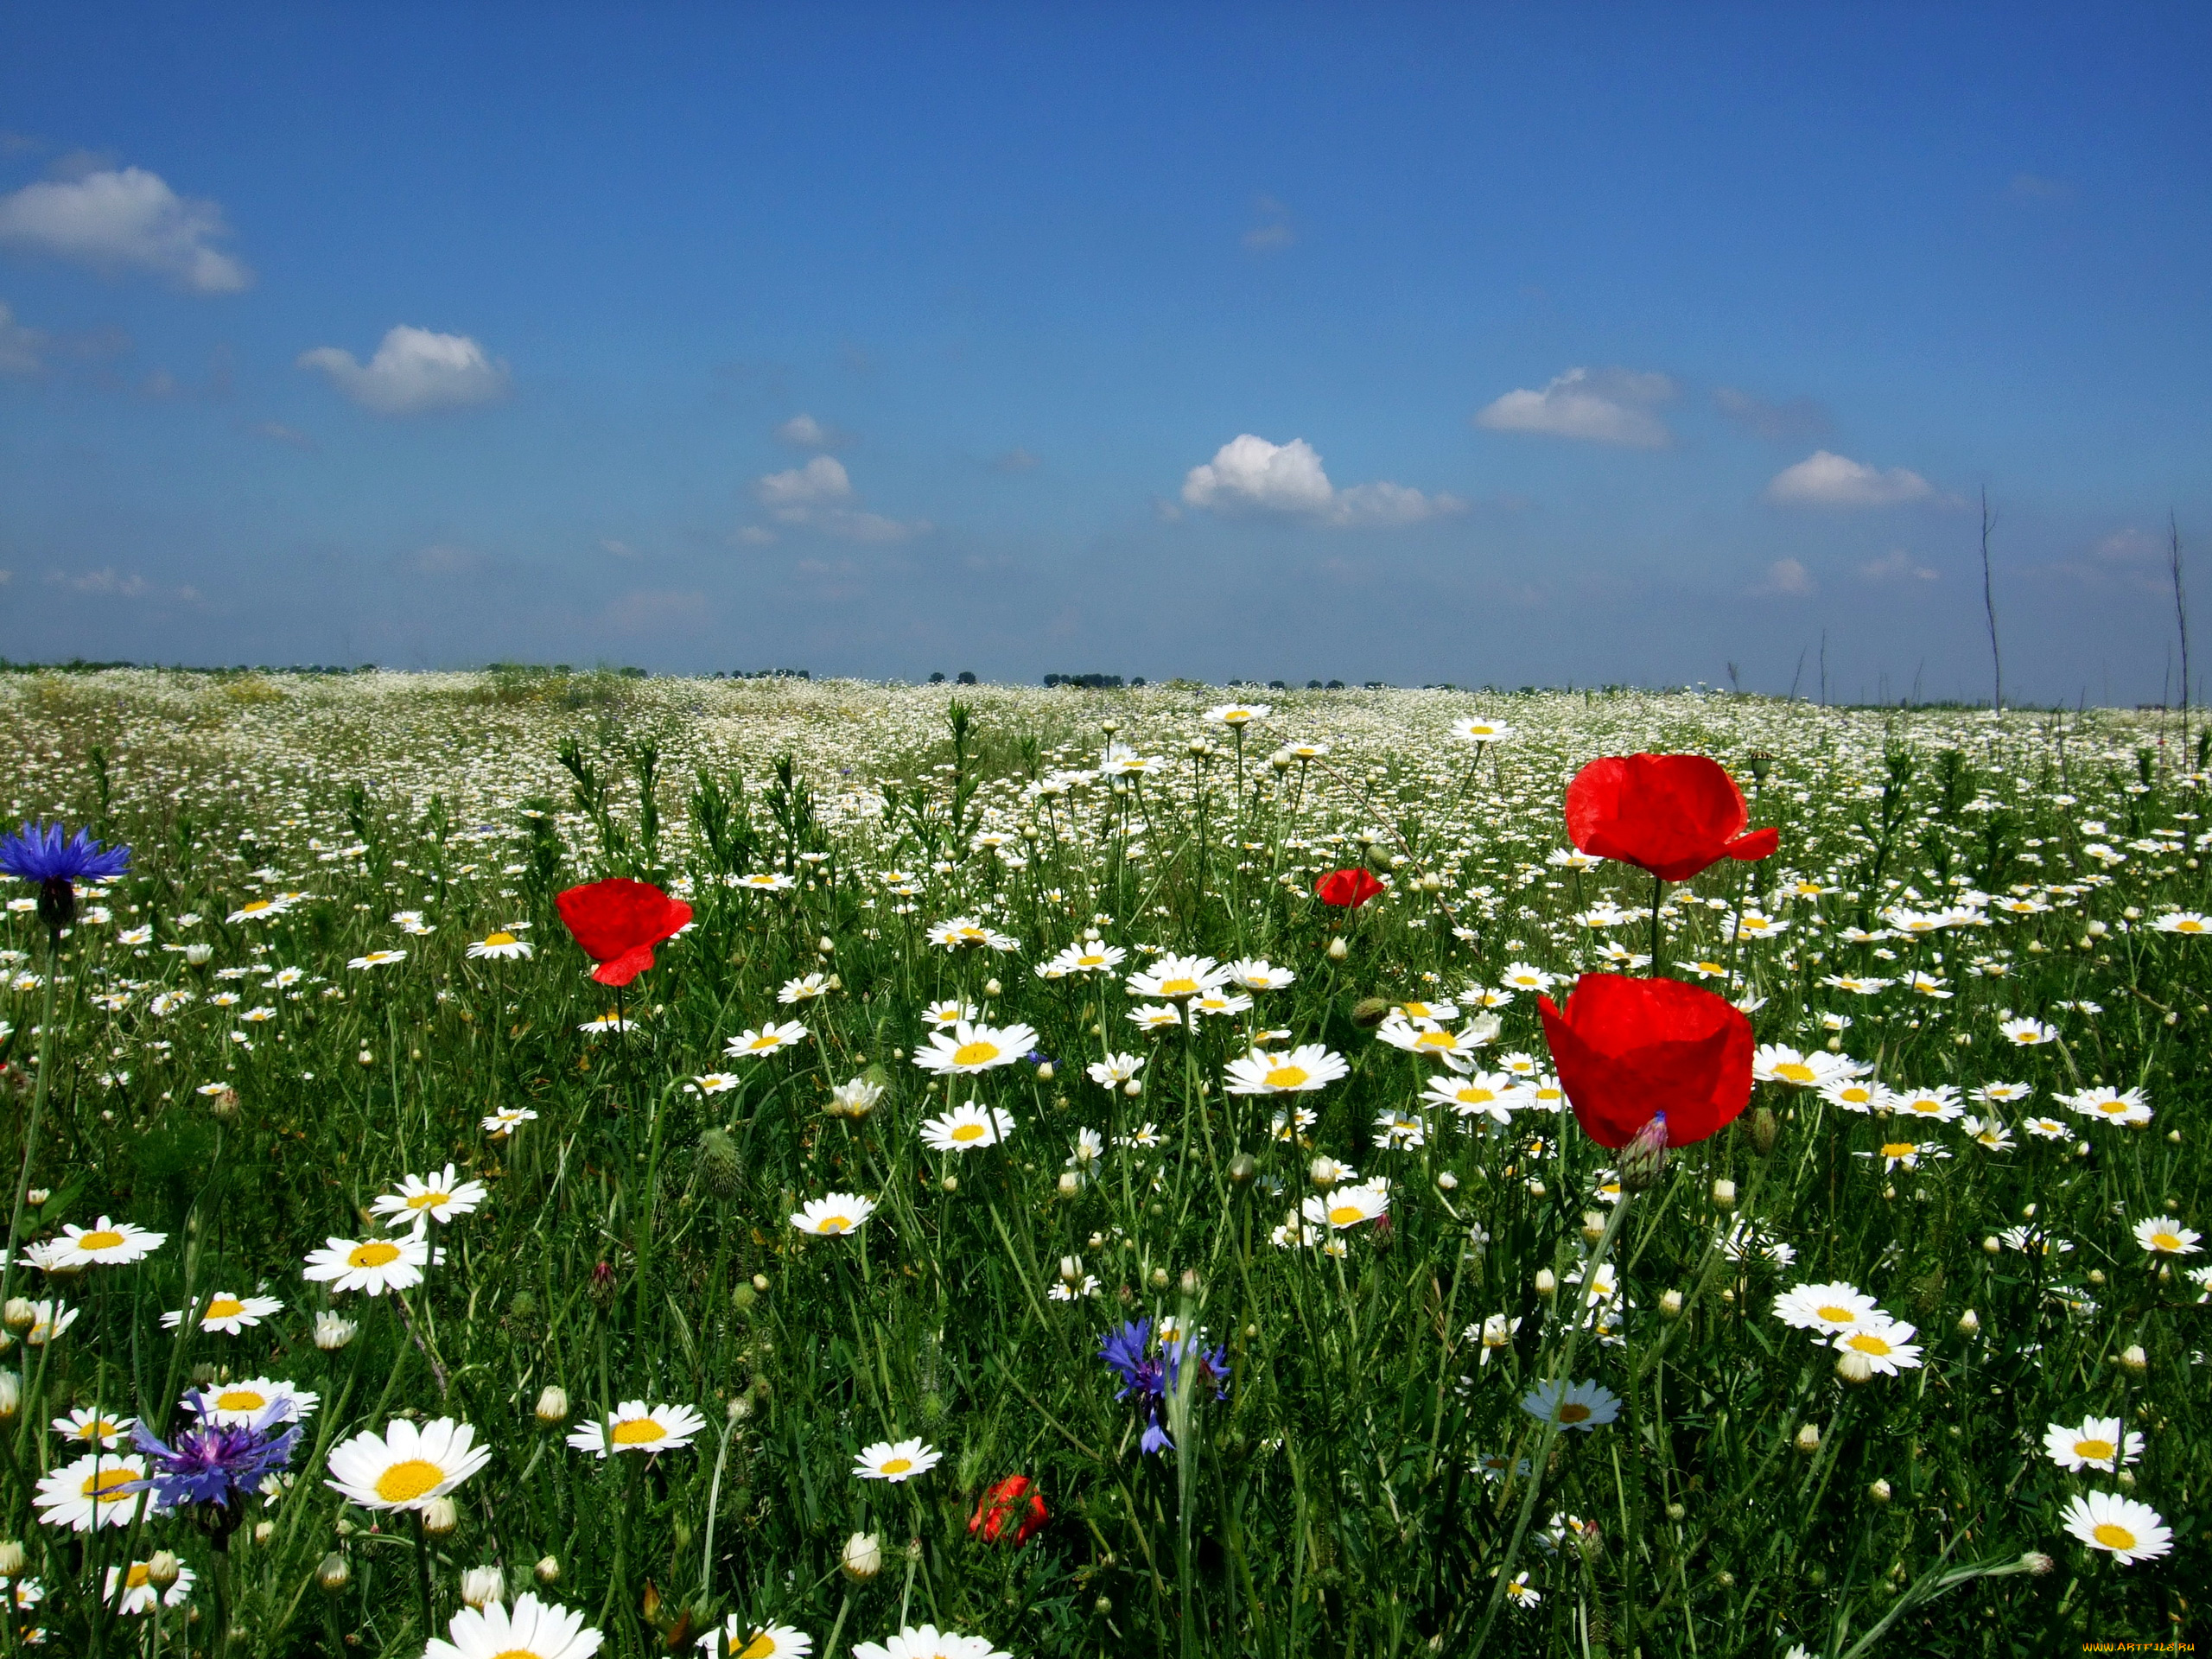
left=696, top=1128, right=744, bottom=1201
left=1351, top=996, right=1391, bottom=1029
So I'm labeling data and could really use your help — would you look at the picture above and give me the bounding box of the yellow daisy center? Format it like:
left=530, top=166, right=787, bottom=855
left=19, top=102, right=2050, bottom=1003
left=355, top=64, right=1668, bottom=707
left=215, top=1389, right=267, bottom=1412
left=1402, top=1002, right=1432, bottom=1019
left=407, top=1192, right=448, bottom=1211
left=1159, top=977, right=1198, bottom=997
left=950, top=1123, right=987, bottom=1142
left=1265, top=1066, right=1309, bottom=1090
left=1880, top=1143, right=1915, bottom=1159
left=1773, top=1062, right=1815, bottom=1084
left=2151, top=1232, right=2181, bottom=1250
left=611, top=1418, right=667, bottom=1445
left=880, top=1457, right=912, bottom=1475
left=1846, top=1333, right=1891, bottom=1356
left=374, top=1459, right=447, bottom=1503
left=1412, top=1031, right=1454, bottom=1049
left=240, top=901, right=271, bottom=914
left=951, top=1041, right=998, bottom=1066
left=1328, top=1205, right=1363, bottom=1226
left=2074, top=1437, right=2114, bottom=1462
left=1460, top=1090, right=1497, bottom=1105
left=348, top=1242, right=403, bottom=1268
left=125, top=1563, right=150, bottom=1588
left=2093, top=1522, right=2135, bottom=1550
left=77, top=1230, right=125, bottom=1251
left=1556, top=1403, right=1591, bottom=1424
left=1837, top=1087, right=1872, bottom=1104
left=739, top=1637, right=779, bottom=1659
left=483, top=931, right=517, bottom=946
left=206, top=1296, right=245, bottom=1319
left=748, top=1035, right=780, bottom=1050
left=2097, top=1102, right=2126, bottom=1115
left=816, top=1217, right=850, bottom=1234
left=1816, top=1305, right=1857, bottom=1323
left=87, top=1467, right=139, bottom=1500
left=1907, top=1098, right=1941, bottom=1114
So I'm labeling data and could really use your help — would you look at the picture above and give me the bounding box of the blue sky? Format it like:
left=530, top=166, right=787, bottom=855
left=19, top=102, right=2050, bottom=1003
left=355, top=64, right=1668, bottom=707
left=3, top=3, right=2208, bottom=702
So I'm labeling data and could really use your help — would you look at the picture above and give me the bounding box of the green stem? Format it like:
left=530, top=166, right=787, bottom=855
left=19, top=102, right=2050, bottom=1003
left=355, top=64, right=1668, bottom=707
left=0, top=935, right=61, bottom=1317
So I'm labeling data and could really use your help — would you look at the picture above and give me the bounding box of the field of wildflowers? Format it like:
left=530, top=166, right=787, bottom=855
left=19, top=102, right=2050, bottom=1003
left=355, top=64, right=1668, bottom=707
left=0, top=666, right=2201, bottom=1657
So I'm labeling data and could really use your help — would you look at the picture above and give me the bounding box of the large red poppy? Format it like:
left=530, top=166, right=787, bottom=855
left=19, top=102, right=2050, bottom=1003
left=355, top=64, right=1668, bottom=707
left=1314, top=868, right=1384, bottom=908
left=555, top=878, right=693, bottom=987
left=1564, top=753, right=1779, bottom=883
left=1537, top=973, right=1752, bottom=1150
left=969, top=1474, right=1047, bottom=1545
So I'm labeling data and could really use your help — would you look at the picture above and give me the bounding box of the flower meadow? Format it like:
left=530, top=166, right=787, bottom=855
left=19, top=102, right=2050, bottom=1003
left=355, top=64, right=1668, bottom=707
left=0, top=665, right=2202, bottom=1657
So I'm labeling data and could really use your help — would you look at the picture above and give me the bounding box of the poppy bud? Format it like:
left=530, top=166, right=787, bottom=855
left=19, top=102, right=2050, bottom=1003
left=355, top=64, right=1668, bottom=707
left=1351, top=996, right=1390, bottom=1029
left=696, top=1128, right=744, bottom=1200
left=1749, top=1107, right=1777, bottom=1155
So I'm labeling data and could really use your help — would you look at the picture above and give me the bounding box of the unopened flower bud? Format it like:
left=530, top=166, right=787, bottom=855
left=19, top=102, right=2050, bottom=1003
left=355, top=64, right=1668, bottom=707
left=1580, top=1211, right=1606, bottom=1243
left=0, top=1541, right=24, bottom=1578
left=1659, top=1289, right=1684, bottom=1320
left=1748, top=1106, right=1777, bottom=1156
left=2020, top=1550, right=2054, bottom=1575
left=2, top=1300, right=33, bottom=1332
left=1868, top=1478, right=1891, bottom=1505
left=315, top=1313, right=357, bottom=1351
left=2118, top=1344, right=2147, bottom=1373
left=1149, top=1268, right=1169, bottom=1291
left=940, top=1174, right=958, bottom=1193
left=146, top=1550, right=181, bottom=1588
left=534, top=1555, right=560, bottom=1586
left=983, top=978, right=1001, bottom=998
left=0, top=1373, right=18, bottom=1421
left=1179, top=1268, right=1200, bottom=1297
left=1035, top=1061, right=1053, bottom=1081
left=1956, top=1308, right=1980, bottom=1337
left=1056, top=1171, right=1080, bottom=1197
left=421, top=1497, right=459, bottom=1536
left=183, top=943, right=213, bottom=966
left=535, top=1385, right=569, bottom=1425
left=1326, top=938, right=1349, bottom=962
left=1836, top=1350, right=1874, bottom=1385
left=23, top=1190, right=46, bottom=1208
left=1794, top=1423, right=1821, bottom=1456
left=1436, top=1169, right=1459, bottom=1192
left=1665, top=1502, right=1686, bottom=1522
left=817, top=937, right=835, bottom=955
left=841, top=1532, right=883, bottom=1581
left=316, top=1552, right=351, bottom=1594
left=696, top=1128, right=744, bottom=1200
left=1228, top=1153, right=1257, bottom=1185
left=460, top=1566, right=504, bottom=1609
left=1710, top=1179, right=1737, bottom=1211
left=253, top=1519, right=275, bottom=1546
left=751, top=1274, right=769, bottom=1293
left=1535, top=1268, right=1556, bottom=1298
left=1123, top=1077, right=1142, bottom=1096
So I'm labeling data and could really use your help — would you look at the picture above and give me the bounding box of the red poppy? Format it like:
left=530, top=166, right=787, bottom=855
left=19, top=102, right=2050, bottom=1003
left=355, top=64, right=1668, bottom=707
left=1537, top=973, right=1752, bottom=1150
left=1564, top=753, right=1779, bottom=883
left=555, top=878, right=693, bottom=987
left=1314, top=868, right=1384, bottom=908
left=969, top=1474, right=1047, bottom=1545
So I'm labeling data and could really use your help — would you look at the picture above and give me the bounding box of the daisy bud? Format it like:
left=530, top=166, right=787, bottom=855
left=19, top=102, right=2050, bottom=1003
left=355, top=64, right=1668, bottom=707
left=2117, top=1470, right=2136, bottom=1491
left=316, top=1553, right=351, bottom=1594
left=1149, top=1268, right=1169, bottom=1290
left=315, top=1313, right=358, bottom=1351
left=1095, top=1596, right=1115, bottom=1615
left=359, top=1050, right=374, bottom=1065
left=2118, top=1343, right=2148, bottom=1373
left=1710, top=1179, right=1737, bottom=1211
left=422, top=1497, right=459, bottom=1536
left=1835, top=1350, right=1875, bottom=1385
left=1123, top=1078, right=1142, bottom=1096
left=534, top=1385, right=569, bottom=1425
left=460, top=1566, right=504, bottom=1609
left=1956, top=1308, right=1980, bottom=1337
left=0, top=1373, right=17, bottom=1421
left=1981, top=1236, right=2001, bottom=1255
left=983, top=978, right=1001, bottom=998
left=841, top=1532, right=883, bottom=1581
left=1035, top=1061, right=1053, bottom=1080
left=146, top=1550, right=181, bottom=1589
left=1179, top=1268, right=1200, bottom=1297
left=1867, top=1478, right=1891, bottom=1505
left=1580, top=1211, right=1606, bottom=1243
left=1794, top=1423, right=1821, bottom=1456
left=1659, top=1289, right=1684, bottom=1320
left=1, top=1300, right=32, bottom=1332
left=23, top=1190, right=47, bottom=1207
left=941, top=1174, right=958, bottom=1193
left=1228, top=1153, right=1257, bottom=1185
left=1436, top=1171, right=1459, bottom=1192
left=183, top=943, right=213, bottom=966
left=1535, top=1268, right=1556, bottom=1298
left=2020, top=1550, right=2054, bottom=1575
left=253, top=1520, right=275, bottom=1545
left=1326, top=938, right=1349, bottom=962
left=817, top=937, right=835, bottom=955
left=534, top=1555, right=560, bottom=1586
left=207, top=1086, right=240, bottom=1122
left=1056, top=1172, right=1080, bottom=1198
left=1665, top=1503, right=1686, bottom=1522
left=1059, top=1256, right=1083, bottom=1284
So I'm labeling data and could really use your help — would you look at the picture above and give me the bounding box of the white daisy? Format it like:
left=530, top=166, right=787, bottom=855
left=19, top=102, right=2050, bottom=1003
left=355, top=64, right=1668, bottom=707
left=918, top=1103, right=1016, bottom=1153
left=912, top=1020, right=1039, bottom=1076
left=2041, top=1415, right=2141, bottom=1474
left=791, top=1193, right=877, bottom=1236
left=326, top=1417, right=493, bottom=1510
left=852, top=1438, right=942, bottom=1483
left=34, top=1452, right=153, bottom=1530
left=2059, top=1491, right=2171, bottom=1566
left=302, top=1231, right=435, bottom=1296
left=425, top=1591, right=605, bottom=1659
left=1223, top=1045, right=1349, bottom=1096
left=371, top=1164, right=488, bottom=1229
left=566, top=1401, right=707, bottom=1458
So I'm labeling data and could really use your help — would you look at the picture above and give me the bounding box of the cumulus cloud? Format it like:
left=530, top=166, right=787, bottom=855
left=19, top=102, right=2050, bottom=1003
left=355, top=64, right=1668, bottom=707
left=775, top=412, right=842, bottom=448
left=1474, top=366, right=1675, bottom=448
left=1179, top=435, right=1465, bottom=527
left=296, top=326, right=510, bottom=416
left=1751, top=557, right=1815, bottom=597
left=1859, top=549, right=1938, bottom=582
left=0, top=167, right=252, bottom=293
left=0, top=300, right=43, bottom=375
left=1713, top=386, right=1831, bottom=443
left=1765, top=450, right=1936, bottom=508
left=748, top=454, right=924, bottom=543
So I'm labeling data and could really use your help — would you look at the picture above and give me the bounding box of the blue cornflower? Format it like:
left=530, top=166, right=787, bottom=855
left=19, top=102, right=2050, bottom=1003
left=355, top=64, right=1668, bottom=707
left=128, top=1402, right=299, bottom=1522
left=1097, top=1318, right=1230, bottom=1454
left=0, top=822, right=130, bottom=933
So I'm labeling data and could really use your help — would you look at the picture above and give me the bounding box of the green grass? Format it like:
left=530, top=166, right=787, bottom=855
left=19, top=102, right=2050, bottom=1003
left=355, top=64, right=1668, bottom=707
left=0, top=671, right=2201, bottom=1657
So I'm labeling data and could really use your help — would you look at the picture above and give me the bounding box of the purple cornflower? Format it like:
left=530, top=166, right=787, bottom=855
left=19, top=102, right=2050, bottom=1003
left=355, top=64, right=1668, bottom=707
left=1097, top=1318, right=1230, bottom=1454
left=128, top=1402, right=299, bottom=1523
left=0, top=821, right=130, bottom=933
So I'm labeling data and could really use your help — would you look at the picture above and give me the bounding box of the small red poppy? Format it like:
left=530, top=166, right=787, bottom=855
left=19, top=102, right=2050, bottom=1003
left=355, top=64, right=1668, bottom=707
left=1314, top=868, right=1384, bottom=908
left=969, top=1474, right=1047, bottom=1545
left=555, top=878, right=694, bottom=987
left=1537, top=973, right=1752, bottom=1150
left=1564, top=753, right=1779, bottom=883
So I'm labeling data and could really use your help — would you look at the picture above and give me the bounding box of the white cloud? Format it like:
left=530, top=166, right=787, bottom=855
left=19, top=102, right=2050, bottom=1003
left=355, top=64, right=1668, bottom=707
left=296, top=326, right=510, bottom=416
left=751, top=454, right=924, bottom=543
left=0, top=300, right=43, bottom=375
left=1859, top=548, right=1938, bottom=582
left=0, top=167, right=251, bottom=293
left=1765, top=450, right=1936, bottom=508
left=1752, top=557, right=1815, bottom=597
left=1179, top=435, right=1464, bottom=527
left=600, top=538, right=639, bottom=559
left=1474, top=366, right=1675, bottom=448
left=775, top=412, right=842, bottom=448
